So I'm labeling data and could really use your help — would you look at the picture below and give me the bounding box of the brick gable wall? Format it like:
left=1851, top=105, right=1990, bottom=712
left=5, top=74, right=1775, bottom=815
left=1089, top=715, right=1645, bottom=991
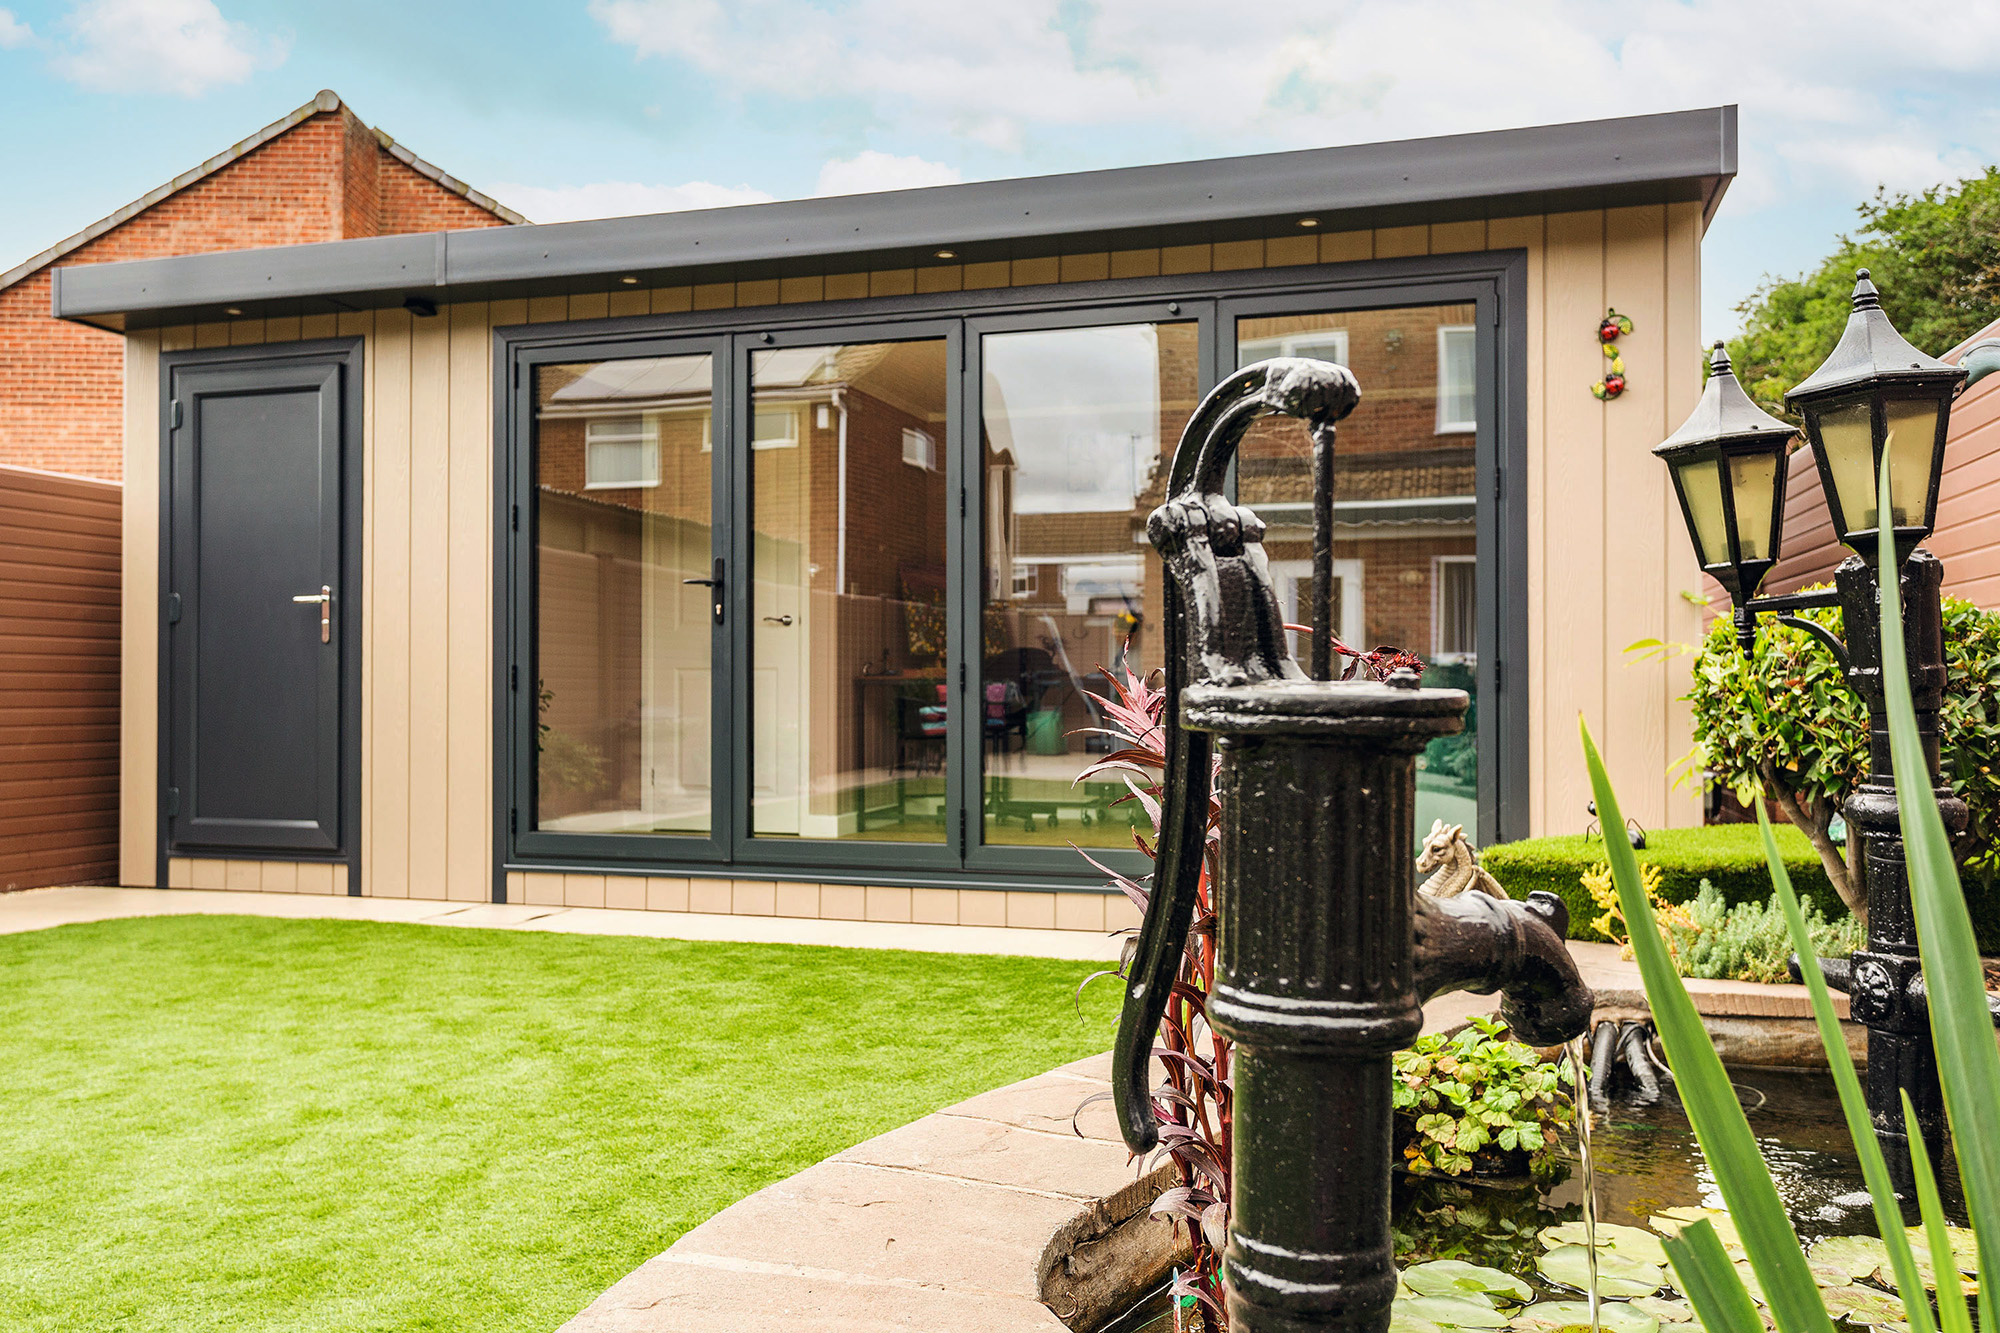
left=0, top=106, right=513, bottom=480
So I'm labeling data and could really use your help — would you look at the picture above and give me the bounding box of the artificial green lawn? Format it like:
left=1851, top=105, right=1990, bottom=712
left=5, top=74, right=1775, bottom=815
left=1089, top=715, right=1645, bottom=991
left=0, top=915, right=1121, bottom=1332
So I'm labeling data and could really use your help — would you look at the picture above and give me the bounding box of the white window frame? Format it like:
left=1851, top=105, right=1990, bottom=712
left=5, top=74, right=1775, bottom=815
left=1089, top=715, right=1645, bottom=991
left=1238, top=328, right=1350, bottom=367
left=1436, top=325, right=1477, bottom=434
left=700, top=403, right=804, bottom=453
left=1431, top=555, right=1478, bottom=662
left=902, top=426, right=936, bottom=471
left=1010, top=563, right=1038, bottom=599
left=1267, top=557, right=1364, bottom=661
left=583, top=415, right=660, bottom=490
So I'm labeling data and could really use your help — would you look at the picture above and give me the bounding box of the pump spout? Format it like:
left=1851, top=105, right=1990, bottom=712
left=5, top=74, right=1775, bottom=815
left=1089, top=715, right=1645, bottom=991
left=1413, top=889, right=1595, bottom=1048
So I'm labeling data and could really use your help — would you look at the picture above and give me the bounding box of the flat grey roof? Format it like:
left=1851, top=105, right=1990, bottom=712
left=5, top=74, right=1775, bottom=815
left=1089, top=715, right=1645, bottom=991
left=55, top=105, right=1734, bottom=332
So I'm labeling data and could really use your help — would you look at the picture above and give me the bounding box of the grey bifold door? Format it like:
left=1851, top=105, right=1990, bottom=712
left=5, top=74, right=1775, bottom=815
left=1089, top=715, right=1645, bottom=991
left=164, top=342, right=360, bottom=858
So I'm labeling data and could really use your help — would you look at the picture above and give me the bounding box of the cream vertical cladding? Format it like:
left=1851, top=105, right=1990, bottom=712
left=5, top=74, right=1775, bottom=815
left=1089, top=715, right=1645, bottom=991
left=444, top=302, right=494, bottom=901
left=1485, top=216, right=1549, bottom=835
left=1660, top=201, right=1708, bottom=828
left=370, top=306, right=415, bottom=897
left=120, top=331, right=162, bottom=886
left=1540, top=211, right=1610, bottom=828
left=407, top=310, right=453, bottom=901
left=1600, top=206, right=1672, bottom=828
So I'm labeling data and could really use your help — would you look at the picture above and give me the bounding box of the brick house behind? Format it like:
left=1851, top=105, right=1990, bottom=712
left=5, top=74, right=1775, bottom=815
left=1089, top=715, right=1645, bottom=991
left=0, top=89, right=523, bottom=480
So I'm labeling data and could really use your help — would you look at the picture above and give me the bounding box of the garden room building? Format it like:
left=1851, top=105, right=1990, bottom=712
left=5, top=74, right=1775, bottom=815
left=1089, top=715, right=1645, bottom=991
left=62, top=107, right=1735, bottom=931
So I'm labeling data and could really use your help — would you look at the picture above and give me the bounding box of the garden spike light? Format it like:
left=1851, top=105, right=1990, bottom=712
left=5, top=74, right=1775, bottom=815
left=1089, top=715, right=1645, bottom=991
left=1112, top=356, right=1593, bottom=1333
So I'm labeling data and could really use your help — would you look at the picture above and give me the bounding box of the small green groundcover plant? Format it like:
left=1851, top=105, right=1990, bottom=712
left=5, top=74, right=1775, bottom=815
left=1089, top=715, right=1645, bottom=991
left=1580, top=863, right=1864, bottom=984
left=1393, top=1017, right=1575, bottom=1182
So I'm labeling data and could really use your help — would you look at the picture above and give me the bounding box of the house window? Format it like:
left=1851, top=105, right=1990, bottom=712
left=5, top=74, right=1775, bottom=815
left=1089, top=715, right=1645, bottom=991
left=1433, top=556, right=1477, bottom=661
left=1437, top=325, right=1477, bottom=433
left=1011, top=563, right=1037, bottom=598
left=698, top=404, right=803, bottom=452
left=1237, top=328, right=1350, bottom=367
left=584, top=416, right=659, bottom=489
left=902, top=427, right=936, bottom=470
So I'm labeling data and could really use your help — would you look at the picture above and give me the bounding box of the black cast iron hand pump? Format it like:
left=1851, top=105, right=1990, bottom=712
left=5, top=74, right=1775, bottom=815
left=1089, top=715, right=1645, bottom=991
left=1111, top=356, right=1594, bottom=1333
left=1657, top=271, right=1997, bottom=1165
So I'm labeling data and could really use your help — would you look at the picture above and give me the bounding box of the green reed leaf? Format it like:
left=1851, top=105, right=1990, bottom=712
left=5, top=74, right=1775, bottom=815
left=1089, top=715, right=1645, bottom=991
left=1660, top=1219, right=1765, bottom=1333
left=1903, top=1089, right=1972, bottom=1333
left=1874, top=445, right=2000, bottom=1292
left=1581, top=718, right=1833, bottom=1333
left=1760, top=799, right=1937, bottom=1333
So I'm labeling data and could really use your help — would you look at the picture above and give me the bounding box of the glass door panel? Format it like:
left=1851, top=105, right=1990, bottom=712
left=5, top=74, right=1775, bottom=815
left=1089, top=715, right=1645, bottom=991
left=750, top=338, right=951, bottom=842
left=978, top=321, right=1199, bottom=848
left=533, top=352, right=715, bottom=836
left=1236, top=305, right=1482, bottom=842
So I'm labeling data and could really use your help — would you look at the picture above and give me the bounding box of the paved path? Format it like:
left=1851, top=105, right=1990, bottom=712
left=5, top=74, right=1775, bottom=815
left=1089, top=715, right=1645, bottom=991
left=0, top=886, right=1127, bottom=960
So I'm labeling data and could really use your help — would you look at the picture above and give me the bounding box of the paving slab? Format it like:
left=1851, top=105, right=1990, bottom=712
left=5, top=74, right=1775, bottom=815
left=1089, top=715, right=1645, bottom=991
left=836, top=1110, right=1145, bottom=1200
left=0, top=886, right=1124, bottom=960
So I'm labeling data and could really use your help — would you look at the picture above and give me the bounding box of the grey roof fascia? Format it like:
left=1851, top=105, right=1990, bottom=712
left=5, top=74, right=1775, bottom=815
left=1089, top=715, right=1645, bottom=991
left=55, top=105, right=1734, bottom=332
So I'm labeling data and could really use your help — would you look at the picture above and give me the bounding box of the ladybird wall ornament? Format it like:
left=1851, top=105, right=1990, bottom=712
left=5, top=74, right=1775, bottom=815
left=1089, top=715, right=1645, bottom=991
left=1592, top=308, right=1633, bottom=400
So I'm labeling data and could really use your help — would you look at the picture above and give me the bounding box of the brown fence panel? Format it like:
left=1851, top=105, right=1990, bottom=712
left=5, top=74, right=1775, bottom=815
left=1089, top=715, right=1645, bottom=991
left=0, top=465, right=119, bottom=890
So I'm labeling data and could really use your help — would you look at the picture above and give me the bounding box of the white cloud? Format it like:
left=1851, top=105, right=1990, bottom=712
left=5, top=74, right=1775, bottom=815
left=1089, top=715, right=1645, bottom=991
left=0, top=8, right=32, bottom=47
left=488, top=179, right=776, bottom=224
left=52, top=0, right=285, bottom=96
left=587, top=0, right=2000, bottom=214
left=814, top=151, right=961, bottom=198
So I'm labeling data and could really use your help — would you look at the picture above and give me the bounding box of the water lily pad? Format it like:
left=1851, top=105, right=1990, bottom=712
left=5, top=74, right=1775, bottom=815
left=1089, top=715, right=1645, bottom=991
left=1539, top=1222, right=1669, bottom=1266
left=1404, top=1260, right=1535, bottom=1304
left=1649, top=1207, right=1742, bottom=1252
left=1391, top=1312, right=1446, bottom=1333
left=1811, top=1235, right=1891, bottom=1281
left=1821, top=1284, right=1911, bottom=1326
left=1538, top=1245, right=1664, bottom=1298
left=1395, top=1295, right=1512, bottom=1327
left=1906, top=1224, right=1980, bottom=1273
left=1628, top=1295, right=1694, bottom=1322
left=1510, top=1300, right=1660, bottom=1333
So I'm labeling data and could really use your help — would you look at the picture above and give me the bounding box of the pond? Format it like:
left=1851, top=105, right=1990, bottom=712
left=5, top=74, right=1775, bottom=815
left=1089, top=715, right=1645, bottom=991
left=1105, top=1068, right=1966, bottom=1333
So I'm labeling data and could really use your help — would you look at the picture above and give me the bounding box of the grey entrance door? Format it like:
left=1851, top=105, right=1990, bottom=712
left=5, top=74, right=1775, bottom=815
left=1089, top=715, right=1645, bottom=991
left=164, top=341, right=361, bottom=860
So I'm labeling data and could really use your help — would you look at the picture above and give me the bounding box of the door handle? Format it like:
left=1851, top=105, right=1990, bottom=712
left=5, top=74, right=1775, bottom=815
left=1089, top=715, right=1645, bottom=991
left=292, top=585, right=332, bottom=643
left=762, top=615, right=793, bottom=627
left=682, top=557, right=725, bottom=625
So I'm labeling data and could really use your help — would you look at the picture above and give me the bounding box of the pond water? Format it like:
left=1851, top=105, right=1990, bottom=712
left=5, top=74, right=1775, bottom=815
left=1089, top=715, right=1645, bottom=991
left=1105, top=1069, right=1966, bottom=1333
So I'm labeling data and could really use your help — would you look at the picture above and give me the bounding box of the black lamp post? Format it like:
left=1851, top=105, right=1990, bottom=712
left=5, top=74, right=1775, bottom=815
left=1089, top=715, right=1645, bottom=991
left=1659, top=270, right=1972, bottom=1160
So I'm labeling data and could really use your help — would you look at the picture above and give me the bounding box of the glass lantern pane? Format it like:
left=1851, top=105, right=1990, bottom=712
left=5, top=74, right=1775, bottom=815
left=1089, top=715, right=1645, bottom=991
left=1885, top=398, right=1941, bottom=529
left=1675, top=459, right=1729, bottom=569
left=1816, top=399, right=1878, bottom=533
left=1728, top=451, right=1780, bottom=561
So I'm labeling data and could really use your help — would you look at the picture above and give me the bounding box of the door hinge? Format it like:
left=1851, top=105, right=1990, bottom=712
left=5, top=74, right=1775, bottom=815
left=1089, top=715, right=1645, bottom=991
left=958, top=662, right=967, bottom=690
left=1493, top=660, right=1503, bottom=690
left=511, top=503, right=519, bottom=531
left=168, top=399, right=182, bottom=430
left=164, top=786, right=180, bottom=817
left=510, top=808, right=519, bottom=834
left=510, top=664, right=518, bottom=691
left=957, top=808, right=967, bottom=858
left=1493, top=468, right=1504, bottom=501
left=165, top=592, right=181, bottom=624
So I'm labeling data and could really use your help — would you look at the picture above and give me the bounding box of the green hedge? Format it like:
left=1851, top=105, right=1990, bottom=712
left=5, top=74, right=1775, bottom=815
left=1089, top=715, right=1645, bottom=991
left=1479, top=824, right=1844, bottom=944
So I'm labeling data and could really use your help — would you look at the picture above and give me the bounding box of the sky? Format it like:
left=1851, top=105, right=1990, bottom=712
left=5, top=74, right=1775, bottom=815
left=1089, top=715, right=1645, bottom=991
left=3, top=0, right=2000, bottom=345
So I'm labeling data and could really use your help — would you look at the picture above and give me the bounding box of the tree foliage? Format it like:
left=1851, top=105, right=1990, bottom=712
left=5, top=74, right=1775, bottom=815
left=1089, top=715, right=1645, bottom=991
left=1727, top=167, right=2000, bottom=414
left=1685, top=591, right=2000, bottom=920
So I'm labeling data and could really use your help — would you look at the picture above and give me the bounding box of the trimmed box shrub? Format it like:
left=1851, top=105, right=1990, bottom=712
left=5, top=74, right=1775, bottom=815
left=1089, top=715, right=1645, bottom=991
left=1480, top=824, right=1843, bottom=944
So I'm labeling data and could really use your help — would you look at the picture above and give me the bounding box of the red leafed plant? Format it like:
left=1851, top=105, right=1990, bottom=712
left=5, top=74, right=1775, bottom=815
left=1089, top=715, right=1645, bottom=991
left=1075, top=634, right=1421, bottom=1329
